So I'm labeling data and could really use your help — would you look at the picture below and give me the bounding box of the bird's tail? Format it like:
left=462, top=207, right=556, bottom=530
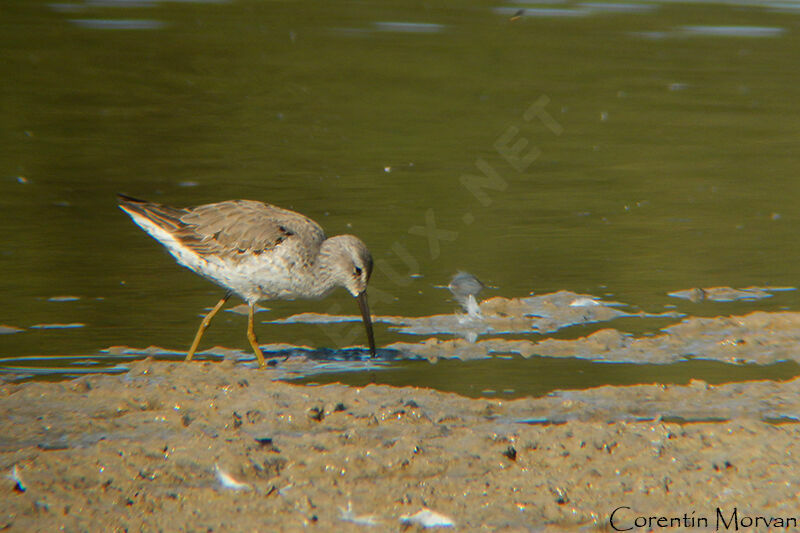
left=117, top=193, right=187, bottom=233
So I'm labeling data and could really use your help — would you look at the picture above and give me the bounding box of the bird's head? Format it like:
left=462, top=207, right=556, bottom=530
left=323, top=235, right=373, bottom=297
left=320, top=235, right=375, bottom=356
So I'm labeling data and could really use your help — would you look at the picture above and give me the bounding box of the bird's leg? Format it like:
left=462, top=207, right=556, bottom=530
left=185, top=291, right=231, bottom=362
left=247, top=302, right=267, bottom=369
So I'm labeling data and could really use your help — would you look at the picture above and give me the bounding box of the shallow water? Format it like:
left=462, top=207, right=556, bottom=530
left=3, top=0, right=800, bottom=394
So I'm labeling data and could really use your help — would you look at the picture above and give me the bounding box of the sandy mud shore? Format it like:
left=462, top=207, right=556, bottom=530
left=2, top=359, right=800, bottom=531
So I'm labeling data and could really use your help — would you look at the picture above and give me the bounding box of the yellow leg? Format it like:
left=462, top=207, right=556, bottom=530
left=185, top=292, right=231, bottom=362
left=247, top=302, right=267, bottom=369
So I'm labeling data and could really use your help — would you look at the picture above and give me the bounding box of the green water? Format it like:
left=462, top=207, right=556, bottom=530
left=3, top=0, right=800, bottom=393
left=294, top=357, right=800, bottom=399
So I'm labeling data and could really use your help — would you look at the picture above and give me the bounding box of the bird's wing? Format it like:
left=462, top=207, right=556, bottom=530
left=118, top=195, right=326, bottom=258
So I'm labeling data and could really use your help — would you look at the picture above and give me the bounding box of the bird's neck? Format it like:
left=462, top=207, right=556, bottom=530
left=304, top=238, right=342, bottom=299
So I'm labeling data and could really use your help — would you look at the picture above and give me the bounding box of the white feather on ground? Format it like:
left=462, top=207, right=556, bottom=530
left=338, top=502, right=379, bottom=526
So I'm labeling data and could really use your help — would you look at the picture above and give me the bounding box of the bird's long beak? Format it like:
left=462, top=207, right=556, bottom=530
left=356, top=290, right=376, bottom=357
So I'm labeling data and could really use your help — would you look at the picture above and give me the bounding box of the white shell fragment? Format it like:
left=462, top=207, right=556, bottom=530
left=213, top=464, right=251, bottom=491
left=569, top=297, right=601, bottom=307
left=400, top=508, right=455, bottom=528
left=9, top=465, right=26, bottom=492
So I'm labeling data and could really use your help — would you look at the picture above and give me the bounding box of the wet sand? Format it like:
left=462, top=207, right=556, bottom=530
left=2, top=359, right=800, bottom=531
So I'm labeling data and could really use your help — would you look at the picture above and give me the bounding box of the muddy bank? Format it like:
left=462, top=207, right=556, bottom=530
left=271, top=290, right=680, bottom=338
left=269, top=288, right=800, bottom=366
left=387, top=310, right=800, bottom=365
left=2, top=360, right=799, bottom=531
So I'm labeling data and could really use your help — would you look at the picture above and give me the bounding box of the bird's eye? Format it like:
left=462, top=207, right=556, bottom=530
left=354, top=266, right=362, bottom=277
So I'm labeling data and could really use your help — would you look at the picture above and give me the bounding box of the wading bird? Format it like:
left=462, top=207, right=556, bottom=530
left=118, top=194, right=375, bottom=368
